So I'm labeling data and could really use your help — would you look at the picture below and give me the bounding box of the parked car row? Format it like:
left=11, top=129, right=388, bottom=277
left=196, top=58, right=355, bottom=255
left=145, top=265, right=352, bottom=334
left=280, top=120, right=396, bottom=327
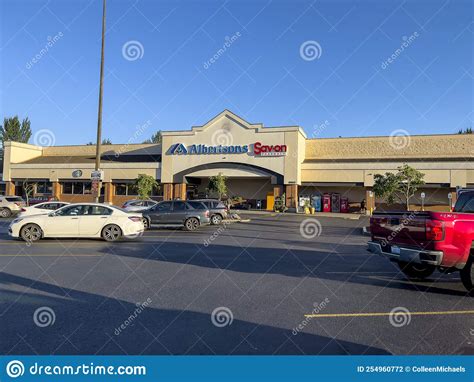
left=4, top=198, right=229, bottom=243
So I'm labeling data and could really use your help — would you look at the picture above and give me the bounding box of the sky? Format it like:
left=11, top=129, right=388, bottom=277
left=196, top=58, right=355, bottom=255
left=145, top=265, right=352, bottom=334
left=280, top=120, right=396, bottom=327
left=0, top=0, right=472, bottom=146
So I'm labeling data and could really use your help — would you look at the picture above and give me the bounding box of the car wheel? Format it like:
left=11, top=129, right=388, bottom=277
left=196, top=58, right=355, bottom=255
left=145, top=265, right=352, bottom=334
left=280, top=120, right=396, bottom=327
left=460, top=255, right=474, bottom=295
left=0, top=208, right=12, bottom=218
left=210, top=214, right=222, bottom=225
left=398, top=261, right=436, bottom=280
left=142, top=217, right=150, bottom=229
left=20, top=223, right=43, bottom=242
left=102, top=224, right=122, bottom=242
left=184, top=217, right=199, bottom=231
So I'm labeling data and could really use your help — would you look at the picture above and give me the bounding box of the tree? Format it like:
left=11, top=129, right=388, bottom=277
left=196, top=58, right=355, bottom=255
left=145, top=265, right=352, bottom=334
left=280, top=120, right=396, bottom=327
left=102, top=138, right=112, bottom=145
left=134, top=174, right=159, bottom=200
left=458, top=127, right=473, bottom=134
left=143, top=130, right=162, bottom=144
left=207, top=174, right=227, bottom=200
left=0, top=116, right=32, bottom=145
left=373, top=164, right=425, bottom=211
left=22, top=179, right=37, bottom=206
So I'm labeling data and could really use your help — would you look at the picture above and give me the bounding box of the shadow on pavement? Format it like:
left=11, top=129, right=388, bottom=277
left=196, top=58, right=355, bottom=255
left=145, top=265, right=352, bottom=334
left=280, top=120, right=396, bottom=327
left=0, top=272, right=389, bottom=355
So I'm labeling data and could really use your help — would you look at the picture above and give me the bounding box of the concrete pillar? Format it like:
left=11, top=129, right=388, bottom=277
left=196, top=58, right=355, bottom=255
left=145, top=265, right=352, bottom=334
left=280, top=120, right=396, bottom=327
left=163, top=183, right=174, bottom=201
left=52, top=181, right=61, bottom=199
left=285, top=184, right=298, bottom=209
left=273, top=185, right=283, bottom=198
left=173, top=183, right=187, bottom=200
left=5, top=181, right=15, bottom=196
left=365, top=188, right=375, bottom=215
left=449, top=190, right=457, bottom=211
left=104, top=183, right=113, bottom=204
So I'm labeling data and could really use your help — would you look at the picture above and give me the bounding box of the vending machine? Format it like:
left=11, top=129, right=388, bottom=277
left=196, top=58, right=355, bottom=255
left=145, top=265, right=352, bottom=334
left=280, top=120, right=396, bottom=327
left=340, top=197, right=349, bottom=213
left=312, top=194, right=322, bottom=212
left=323, top=193, right=331, bottom=212
left=331, top=193, right=341, bottom=213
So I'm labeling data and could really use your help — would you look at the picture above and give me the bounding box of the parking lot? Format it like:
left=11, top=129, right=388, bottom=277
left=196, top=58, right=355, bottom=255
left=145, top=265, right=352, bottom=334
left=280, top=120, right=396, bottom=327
left=0, top=213, right=473, bottom=355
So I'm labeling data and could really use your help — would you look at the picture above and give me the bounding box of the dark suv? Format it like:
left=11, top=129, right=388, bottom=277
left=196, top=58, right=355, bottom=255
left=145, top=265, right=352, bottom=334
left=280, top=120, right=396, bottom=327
left=142, top=200, right=210, bottom=231
left=194, top=199, right=228, bottom=225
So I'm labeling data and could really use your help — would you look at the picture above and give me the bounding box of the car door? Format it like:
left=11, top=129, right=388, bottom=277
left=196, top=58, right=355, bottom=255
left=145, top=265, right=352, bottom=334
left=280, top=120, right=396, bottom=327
left=169, top=201, right=187, bottom=224
left=43, top=204, right=83, bottom=237
left=79, top=205, right=113, bottom=236
left=148, top=201, right=172, bottom=224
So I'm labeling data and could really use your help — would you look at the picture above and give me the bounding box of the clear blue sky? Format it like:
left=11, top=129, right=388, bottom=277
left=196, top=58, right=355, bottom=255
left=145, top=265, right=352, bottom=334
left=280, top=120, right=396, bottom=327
left=0, top=0, right=472, bottom=145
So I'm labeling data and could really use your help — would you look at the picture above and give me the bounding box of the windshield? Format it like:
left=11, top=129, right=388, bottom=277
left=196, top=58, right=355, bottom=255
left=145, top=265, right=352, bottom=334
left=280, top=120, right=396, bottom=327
left=454, top=192, right=474, bottom=213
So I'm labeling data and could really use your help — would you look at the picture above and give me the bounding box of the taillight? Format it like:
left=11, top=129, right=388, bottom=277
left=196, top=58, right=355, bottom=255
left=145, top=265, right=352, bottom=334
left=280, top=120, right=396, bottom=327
left=21, top=208, right=26, bottom=212
left=122, top=204, right=127, bottom=208
left=128, top=216, right=142, bottom=222
left=426, top=220, right=444, bottom=241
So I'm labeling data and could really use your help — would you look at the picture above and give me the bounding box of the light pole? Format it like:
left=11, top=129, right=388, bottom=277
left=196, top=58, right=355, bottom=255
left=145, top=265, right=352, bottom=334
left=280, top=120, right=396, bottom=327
left=94, top=0, right=106, bottom=203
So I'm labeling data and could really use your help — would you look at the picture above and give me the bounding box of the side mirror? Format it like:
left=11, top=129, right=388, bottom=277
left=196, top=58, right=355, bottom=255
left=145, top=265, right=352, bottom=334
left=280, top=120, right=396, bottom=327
left=48, top=212, right=56, bottom=217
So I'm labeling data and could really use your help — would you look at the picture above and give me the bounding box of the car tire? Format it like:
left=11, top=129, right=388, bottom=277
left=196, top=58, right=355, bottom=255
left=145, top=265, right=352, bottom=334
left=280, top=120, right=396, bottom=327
left=101, top=224, right=122, bottom=242
left=398, top=261, right=436, bottom=280
left=460, top=255, right=474, bottom=295
left=142, top=217, right=150, bottom=229
left=20, top=223, right=43, bottom=242
left=184, top=217, right=199, bottom=231
left=210, top=214, right=222, bottom=225
left=0, top=208, right=12, bottom=218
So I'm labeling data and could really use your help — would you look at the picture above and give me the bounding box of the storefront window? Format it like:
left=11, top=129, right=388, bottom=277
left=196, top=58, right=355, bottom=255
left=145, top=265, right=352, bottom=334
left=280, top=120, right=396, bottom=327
left=114, top=183, right=138, bottom=196
left=36, top=181, right=52, bottom=194
left=115, top=183, right=127, bottom=195
left=63, top=182, right=73, bottom=194
left=128, top=184, right=139, bottom=196
left=83, top=182, right=92, bottom=194
left=72, top=182, right=84, bottom=195
left=62, top=182, right=93, bottom=195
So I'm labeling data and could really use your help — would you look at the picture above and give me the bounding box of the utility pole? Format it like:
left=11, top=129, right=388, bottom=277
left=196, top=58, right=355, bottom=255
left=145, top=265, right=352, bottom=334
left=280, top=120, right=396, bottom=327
left=94, top=0, right=106, bottom=203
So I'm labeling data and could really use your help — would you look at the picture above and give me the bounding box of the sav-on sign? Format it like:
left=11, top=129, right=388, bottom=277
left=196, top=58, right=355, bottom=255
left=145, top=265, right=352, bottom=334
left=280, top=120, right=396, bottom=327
left=168, top=142, right=287, bottom=157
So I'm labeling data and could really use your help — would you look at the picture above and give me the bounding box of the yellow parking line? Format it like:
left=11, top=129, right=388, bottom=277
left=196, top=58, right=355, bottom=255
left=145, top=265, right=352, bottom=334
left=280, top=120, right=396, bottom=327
left=304, top=310, right=474, bottom=318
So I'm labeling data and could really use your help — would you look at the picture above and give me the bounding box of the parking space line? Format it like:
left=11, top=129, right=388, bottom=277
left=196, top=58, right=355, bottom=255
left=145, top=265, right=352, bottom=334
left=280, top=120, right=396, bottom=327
left=304, top=310, right=474, bottom=318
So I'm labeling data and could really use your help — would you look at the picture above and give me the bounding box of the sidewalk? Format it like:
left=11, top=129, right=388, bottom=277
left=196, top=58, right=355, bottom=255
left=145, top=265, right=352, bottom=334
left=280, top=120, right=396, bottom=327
left=232, top=209, right=363, bottom=220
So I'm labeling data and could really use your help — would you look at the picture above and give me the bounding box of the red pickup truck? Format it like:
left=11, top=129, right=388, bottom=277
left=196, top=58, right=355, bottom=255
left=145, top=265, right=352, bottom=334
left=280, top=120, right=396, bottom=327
left=368, top=189, right=474, bottom=294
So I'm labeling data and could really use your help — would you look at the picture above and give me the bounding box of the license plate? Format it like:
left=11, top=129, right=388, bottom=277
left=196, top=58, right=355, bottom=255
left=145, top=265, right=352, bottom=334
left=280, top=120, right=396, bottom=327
left=391, top=246, right=401, bottom=255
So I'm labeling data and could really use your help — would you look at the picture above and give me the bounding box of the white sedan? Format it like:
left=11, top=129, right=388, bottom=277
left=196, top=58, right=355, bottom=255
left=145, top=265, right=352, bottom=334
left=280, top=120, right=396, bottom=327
left=9, top=203, right=144, bottom=242
left=19, top=201, right=70, bottom=217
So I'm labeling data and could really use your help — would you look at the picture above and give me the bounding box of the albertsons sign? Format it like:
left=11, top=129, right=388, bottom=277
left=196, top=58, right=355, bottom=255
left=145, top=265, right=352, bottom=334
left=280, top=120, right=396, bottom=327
left=168, top=142, right=287, bottom=157
left=169, top=143, right=249, bottom=155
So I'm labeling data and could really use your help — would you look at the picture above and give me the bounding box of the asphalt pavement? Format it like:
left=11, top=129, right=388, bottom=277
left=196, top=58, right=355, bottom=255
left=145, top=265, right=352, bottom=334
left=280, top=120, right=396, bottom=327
left=0, top=213, right=473, bottom=355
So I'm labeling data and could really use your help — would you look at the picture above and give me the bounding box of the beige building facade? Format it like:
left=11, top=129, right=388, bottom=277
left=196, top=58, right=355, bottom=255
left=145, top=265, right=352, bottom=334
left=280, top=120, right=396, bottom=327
left=2, top=110, right=473, bottom=211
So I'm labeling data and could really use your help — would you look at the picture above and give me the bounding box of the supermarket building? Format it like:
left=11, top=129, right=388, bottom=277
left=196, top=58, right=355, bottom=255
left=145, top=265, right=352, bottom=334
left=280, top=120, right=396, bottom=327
left=2, top=110, right=473, bottom=212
